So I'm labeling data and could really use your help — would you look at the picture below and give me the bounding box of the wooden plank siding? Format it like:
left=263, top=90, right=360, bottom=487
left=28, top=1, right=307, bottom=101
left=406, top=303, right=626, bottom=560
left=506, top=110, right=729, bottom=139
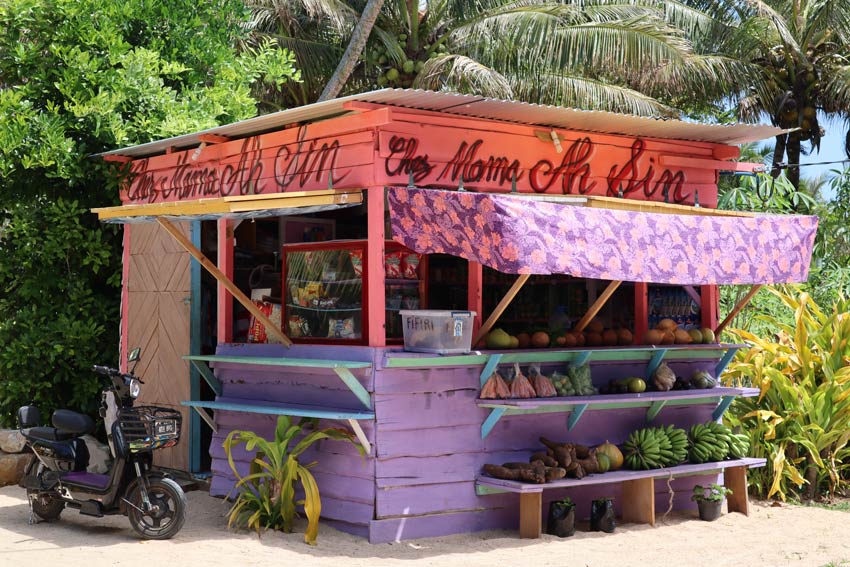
left=126, top=222, right=192, bottom=470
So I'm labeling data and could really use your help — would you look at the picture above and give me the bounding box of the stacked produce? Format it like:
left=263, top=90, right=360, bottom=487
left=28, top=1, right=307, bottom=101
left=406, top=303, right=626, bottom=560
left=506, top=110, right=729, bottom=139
left=688, top=421, right=749, bottom=463
left=480, top=363, right=595, bottom=399
left=621, top=425, right=688, bottom=470
left=482, top=437, right=625, bottom=483
left=551, top=364, right=595, bottom=397
left=643, top=318, right=716, bottom=345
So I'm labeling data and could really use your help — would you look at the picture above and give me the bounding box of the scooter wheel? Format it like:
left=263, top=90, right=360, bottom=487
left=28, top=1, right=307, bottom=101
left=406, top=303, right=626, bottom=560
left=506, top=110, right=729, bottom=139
left=27, top=490, right=64, bottom=521
left=127, top=477, right=187, bottom=540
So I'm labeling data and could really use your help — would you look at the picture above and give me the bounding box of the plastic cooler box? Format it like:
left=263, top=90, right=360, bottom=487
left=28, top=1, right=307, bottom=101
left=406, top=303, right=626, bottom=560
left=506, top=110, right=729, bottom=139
left=399, top=310, right=477, bottom=354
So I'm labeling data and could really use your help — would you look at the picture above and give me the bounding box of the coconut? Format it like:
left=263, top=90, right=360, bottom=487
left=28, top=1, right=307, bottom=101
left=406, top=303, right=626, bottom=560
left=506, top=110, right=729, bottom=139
left=595, top=441, right=624, bottom=471
left=585, top=332, right=603, bottom=346
left=617, top=329, right=633, bottom=346
left=656, top=318, right=678, bottom=331
left=701, top=328, right=716, bottom=344
left=661, top=331, right=675, bottom=345
left=587, top=319, right=604, bottom=334
left=688, top=328, right=703, bottom=344
left=643, top=329, right=663, bottom=345
left=674, top=328, right=692, bottom=344
left=516, top=332, right=531, bottom=349
left=563, top=332, right=577, bottom=347
left=531, top=331, right=550, bottom=348
left=602, top=329, right=618, bottom=346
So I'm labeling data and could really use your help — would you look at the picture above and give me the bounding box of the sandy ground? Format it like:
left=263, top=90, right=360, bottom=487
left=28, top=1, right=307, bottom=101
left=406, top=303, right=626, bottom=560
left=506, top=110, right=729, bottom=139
left=1, top=485, right=849, bottom=567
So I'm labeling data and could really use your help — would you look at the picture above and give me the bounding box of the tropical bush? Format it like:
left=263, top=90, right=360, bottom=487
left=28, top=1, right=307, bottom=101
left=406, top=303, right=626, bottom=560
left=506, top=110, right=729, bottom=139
left=723, top=288, right=850, bottom=501
left=223, top=416, right=363, bottom=545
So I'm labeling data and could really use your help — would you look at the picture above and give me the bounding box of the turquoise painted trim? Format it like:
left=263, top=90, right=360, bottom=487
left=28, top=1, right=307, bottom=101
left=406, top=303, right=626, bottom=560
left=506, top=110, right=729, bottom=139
left=333, top=367, right=372, bottom=410
left=383, top=345, right=745, bottom=369
left=715, top=348, right=739, bottom=377
left=190, top=360, right=222, bottom=397
left=712, top=396, right=736, bottom=421
left=645, top=349, right=669, bottom=380
left=189, top=220, right=202, bottom=473
left=570, top=351, right=591, bottom=367
left=567, top=403, right=589, bottom=430
left=184, top=354, right=370, bottom=369
left=181, top=400, right=374, bottom=420
left=481, top=408, right=506, bottom=439
left=646, top=400, right=667, bottom=422
left=476, top=484, right=509, bottom=495
left=479, top=354, right=504, bottom=388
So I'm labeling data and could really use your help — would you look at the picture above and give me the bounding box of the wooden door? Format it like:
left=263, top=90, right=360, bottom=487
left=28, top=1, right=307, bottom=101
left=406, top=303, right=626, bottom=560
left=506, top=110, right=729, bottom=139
left=125, top=222, right=192, bottom=470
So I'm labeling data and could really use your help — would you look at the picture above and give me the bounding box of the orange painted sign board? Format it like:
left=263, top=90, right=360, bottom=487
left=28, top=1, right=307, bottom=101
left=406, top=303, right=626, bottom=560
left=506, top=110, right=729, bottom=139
left=119, top=108, right=731, bottom=208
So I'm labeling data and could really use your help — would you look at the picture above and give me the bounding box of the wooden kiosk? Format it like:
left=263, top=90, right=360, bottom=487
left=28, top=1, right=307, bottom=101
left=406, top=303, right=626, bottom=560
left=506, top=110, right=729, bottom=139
left=94, top=89, right=817, bottom=542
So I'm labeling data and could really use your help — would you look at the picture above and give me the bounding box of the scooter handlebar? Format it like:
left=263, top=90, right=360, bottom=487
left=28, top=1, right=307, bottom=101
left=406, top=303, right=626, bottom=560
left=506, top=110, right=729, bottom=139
left=92, top=365, right=118, bottom=376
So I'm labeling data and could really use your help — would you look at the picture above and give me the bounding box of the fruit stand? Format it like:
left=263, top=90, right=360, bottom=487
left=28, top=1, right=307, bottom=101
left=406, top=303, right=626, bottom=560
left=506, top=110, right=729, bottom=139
left=93, top=89, right=818, bottom=543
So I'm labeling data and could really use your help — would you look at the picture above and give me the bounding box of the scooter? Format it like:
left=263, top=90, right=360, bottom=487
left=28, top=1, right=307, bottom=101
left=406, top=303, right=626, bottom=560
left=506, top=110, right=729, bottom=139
left=17, top=347, right=187, bottom=540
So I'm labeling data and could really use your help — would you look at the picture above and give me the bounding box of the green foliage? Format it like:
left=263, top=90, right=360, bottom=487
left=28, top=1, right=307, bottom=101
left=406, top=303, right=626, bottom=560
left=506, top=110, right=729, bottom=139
left=691, top=483, right=732, bottom=502
left=0, top=199, right=120, bottom=425
left=723, top=288, right=850, bottom=501
left=0, top=0, right=299, bottom=426
left=223, top=416, right=363, bottom=545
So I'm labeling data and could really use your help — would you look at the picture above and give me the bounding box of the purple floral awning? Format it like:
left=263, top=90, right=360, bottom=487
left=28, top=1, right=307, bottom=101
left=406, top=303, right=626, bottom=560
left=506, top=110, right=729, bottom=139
left=387, top=187, right=818, bottom=285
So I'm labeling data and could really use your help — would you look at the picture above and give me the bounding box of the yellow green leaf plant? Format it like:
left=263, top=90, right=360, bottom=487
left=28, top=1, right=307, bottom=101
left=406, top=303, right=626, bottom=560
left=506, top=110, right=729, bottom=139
left=223, top=415, right=363, bottom=545
left=723, top=287, right=850, bottom=502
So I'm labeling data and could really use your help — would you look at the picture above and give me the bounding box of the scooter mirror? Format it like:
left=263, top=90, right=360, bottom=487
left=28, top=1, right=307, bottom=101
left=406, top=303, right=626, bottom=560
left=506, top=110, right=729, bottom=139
left=128, top=347, right=141, bottom=363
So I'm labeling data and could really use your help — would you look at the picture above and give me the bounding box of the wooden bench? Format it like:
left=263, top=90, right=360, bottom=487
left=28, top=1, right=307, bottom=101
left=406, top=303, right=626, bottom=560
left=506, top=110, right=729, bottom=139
left=476, top=457, right=767, bottom=538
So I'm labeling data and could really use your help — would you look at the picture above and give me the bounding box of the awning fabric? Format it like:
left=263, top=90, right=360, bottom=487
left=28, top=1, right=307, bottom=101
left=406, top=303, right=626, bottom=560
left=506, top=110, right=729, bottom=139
left=387, top=187, right=818, bottom=285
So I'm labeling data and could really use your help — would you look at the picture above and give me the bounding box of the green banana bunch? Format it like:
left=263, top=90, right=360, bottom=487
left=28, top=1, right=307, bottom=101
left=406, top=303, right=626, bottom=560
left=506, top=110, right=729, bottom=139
left=688, top=421, right=737, bottom=463
left=727, top=432, right=751, bottom=459
left=658, top=424, right=689, bottom=466
left=622, top=427, right=665, bottom=470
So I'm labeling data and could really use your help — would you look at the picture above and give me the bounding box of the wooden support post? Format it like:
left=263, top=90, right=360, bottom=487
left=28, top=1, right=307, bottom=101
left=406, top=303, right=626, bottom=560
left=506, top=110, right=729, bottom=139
left=468, top=261, right=484, bottom=338
left=621, top=477, right=655, bottom=525
left=519, top=492, right=543, bottom=538
left=366, top=187, right=386, bottom=346
left=715, top=284, right=763, bottom=336
left=724, top=466, right=749, bottom=515
left=701, top=285, right=719, bottom=331
left=473, top=274, right=530, bottom=345
left=217, top=218, right=234, bottom=343
left=634, top=282, right=648, bottom=345
left=575, top=280, right=623, bottom=332
left=157, top=217, right=292, bottom=346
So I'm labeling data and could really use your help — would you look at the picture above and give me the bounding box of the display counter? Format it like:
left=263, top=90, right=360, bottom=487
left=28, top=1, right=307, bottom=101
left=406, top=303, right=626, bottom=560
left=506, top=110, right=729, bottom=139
left=184, top=341, right=763, bottom=542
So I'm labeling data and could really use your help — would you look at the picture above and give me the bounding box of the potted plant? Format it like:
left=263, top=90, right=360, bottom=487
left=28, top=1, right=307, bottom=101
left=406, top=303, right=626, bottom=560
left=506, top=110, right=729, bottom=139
left=691, top=483, right=732, bottom=521
left=546, top=497, right=575, bottom=537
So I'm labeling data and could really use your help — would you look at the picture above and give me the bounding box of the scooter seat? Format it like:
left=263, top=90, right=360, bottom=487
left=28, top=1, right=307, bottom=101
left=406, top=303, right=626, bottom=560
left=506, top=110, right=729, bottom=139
left=52, top=409, right=95, bottom=435
left=25, top=427, right=75, bottom=441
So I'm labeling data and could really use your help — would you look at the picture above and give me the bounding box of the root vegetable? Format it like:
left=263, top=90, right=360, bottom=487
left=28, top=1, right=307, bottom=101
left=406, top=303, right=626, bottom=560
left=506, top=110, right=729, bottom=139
left=480, top=372, right=510, bottom=399
left=509, top=363, right=536, bottom=398
left=530, top=453, right=558, bottom=467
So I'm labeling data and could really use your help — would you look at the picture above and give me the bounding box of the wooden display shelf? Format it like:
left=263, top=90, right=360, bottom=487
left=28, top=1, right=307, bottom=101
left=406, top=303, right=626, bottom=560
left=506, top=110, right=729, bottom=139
left=182, top=397, right=374, bottom=454
left=477, top=387, right=760, bottom=437
left=476, top=457, right=767, bottom=538
left=383, top=343, right=748, bottom=370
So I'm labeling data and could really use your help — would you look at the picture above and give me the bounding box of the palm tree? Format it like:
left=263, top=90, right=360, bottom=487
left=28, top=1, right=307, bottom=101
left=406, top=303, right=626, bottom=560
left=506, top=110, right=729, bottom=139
left=244, top=0, right=746, bottom=116
left=683, top=0, right=850, bottom=189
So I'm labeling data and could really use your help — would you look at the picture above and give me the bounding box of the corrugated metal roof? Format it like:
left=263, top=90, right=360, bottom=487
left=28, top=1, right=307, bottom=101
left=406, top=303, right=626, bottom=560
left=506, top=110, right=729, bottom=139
left=99, top=89, right=785, bottom=159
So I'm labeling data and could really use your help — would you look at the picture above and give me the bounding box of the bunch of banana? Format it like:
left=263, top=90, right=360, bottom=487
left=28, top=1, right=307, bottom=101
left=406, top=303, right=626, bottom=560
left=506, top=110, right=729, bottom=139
left=688, top=421, right=734, bottom=463
left=727, top=431, right=751, bottom=459
left=658, top=424, right=689, bottom=465
left=622, top=428, right=665, bottom=470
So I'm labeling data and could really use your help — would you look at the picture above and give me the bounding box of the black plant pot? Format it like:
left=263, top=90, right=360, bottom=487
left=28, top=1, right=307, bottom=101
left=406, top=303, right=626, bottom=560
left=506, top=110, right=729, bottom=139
left=590, top=498, right=616, bottom=533
left=546, top=501, right=576, bottom=538
left=697, top=499, right=723, bottom=521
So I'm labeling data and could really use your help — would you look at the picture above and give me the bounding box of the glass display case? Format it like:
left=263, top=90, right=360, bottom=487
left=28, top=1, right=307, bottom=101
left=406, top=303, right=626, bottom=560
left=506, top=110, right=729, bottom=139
left=282, top=241, right=368, bottom=344
left=281, top=240, right=428, bottom=344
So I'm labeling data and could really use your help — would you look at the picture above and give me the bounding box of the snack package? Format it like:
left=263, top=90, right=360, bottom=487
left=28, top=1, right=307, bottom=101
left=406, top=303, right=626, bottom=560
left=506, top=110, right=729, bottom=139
left=301, top=282, right=323, bottom=305
left=349, top=250, right=364, bottom=277
left=248, top=300, right=282, bottom=344
left=327, top=317, right=357, bottom=339
left=385, top=251, right=403, bottom=279
left=287, top=315, right=310, bottom=338
left=401, top=252, right=422, bottom=279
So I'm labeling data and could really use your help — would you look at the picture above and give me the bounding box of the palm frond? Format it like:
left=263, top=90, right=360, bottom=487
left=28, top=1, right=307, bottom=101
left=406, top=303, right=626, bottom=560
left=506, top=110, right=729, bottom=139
left=513, top=72, right=679, bottom=116
left=414, top=54, right=513, bottom=99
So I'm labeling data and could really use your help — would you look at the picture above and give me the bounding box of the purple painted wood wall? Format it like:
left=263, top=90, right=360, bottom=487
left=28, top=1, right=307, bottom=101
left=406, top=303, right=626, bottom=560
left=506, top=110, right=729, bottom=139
left=205, top=344, right=729, bottom=543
